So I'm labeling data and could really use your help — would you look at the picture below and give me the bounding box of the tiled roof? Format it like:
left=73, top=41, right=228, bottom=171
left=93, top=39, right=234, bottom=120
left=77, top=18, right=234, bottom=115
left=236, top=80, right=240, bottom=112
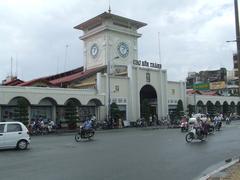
left=4, top=79, right=24, bottom=86
left=11, top=66, right=105, bottom=87
left=17, top=78, right=56, bottom=87
left=50, top=66, right=106, bottom=85
left=17, top=66, right=85, bottom=87
left=187, top=89, right=218, bottom=96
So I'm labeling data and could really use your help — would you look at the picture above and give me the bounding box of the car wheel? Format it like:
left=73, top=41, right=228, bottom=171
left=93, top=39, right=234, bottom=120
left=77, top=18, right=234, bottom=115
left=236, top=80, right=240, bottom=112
left=17, top=140, right=28, bottom=150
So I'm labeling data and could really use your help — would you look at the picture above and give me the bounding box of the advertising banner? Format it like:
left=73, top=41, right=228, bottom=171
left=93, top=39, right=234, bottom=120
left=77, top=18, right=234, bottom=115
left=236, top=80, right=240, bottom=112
left=209, top=81, right=225, bottom=90
left=193, top=83, right=209, bottom=90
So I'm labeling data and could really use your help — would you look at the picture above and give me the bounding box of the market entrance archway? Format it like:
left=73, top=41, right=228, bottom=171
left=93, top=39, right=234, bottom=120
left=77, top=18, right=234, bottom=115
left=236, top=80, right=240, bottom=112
left=140, top=85, right=157, bottom=124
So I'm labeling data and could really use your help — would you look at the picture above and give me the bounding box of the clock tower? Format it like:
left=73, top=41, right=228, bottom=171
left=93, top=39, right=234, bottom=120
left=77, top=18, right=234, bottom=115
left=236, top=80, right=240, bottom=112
left=74, top=12, right=147, bottom=71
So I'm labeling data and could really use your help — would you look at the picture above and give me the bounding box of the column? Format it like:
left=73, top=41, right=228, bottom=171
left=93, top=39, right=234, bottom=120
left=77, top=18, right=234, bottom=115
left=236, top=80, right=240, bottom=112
left=52, top=105, right=56, bottom=123
left=28, top=106, right=31, bottom=125
left=0, top=106, right=2, bottom=122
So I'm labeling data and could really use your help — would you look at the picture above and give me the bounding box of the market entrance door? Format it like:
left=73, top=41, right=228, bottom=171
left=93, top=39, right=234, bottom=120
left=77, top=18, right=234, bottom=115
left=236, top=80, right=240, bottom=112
left=140, top=85, right=157, bottom=125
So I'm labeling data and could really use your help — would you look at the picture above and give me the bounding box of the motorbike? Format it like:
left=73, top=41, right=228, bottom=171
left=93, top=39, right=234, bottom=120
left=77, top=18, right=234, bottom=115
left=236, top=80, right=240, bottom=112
left=185, top=126, right=206, bottom=143
left=136, top=118, right=144, bottom=127
left=75, top=126, right=95, bottom=142
left=180, top=121, right=188, bottom=132
left=207, top=124, right=215, bottom=134
left=214, top=121, right=222, bottom=131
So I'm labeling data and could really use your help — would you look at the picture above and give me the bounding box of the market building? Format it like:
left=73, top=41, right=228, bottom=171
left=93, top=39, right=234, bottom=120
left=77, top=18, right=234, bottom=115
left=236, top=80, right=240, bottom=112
left=0, top=11, right=240, bottom=126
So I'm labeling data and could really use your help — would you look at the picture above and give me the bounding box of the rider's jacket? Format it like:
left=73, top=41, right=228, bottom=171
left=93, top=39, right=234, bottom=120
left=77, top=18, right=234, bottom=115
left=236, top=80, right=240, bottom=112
left=83, top=120, right=92, bottom=129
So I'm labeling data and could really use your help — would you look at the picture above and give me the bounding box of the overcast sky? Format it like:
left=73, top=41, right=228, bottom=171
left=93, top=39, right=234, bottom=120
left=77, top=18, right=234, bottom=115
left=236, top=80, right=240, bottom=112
left=0, top=0, right=237, bottom=82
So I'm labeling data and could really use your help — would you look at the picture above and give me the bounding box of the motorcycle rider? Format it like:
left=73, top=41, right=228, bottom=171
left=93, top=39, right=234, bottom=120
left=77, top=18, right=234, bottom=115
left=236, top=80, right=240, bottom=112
left=214, top=115, right=222, bottom=130
left=193, top=117, right=206, bottom=137
left=81, top=118, right=93, bottom=136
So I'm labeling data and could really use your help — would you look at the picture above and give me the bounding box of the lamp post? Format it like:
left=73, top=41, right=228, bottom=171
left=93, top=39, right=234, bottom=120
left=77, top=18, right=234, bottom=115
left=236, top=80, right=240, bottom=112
left=107, top=56, right=119, bottom=122
left=227, top=0, right=240, bottom=95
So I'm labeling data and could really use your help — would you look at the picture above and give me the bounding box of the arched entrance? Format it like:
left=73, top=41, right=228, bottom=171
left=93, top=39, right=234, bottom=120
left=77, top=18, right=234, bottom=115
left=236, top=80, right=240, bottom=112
left=4, top=97, right=31, bottom=124
left=230, top=101, right=235, bottom=114
left=206, top=101, right=215, bottom=116
left=140, top=85, right=157, bottom=125
left=223, top=101, right=229, bottom=116
left=196, top=101, right=204, bottom=113
left=215, top=101, right=221, bottom=114
left=87, top=98, right=103, bottom=123
left=237, top=102, right=240, bottom=115
left=33, top=97, right=58, bottom=123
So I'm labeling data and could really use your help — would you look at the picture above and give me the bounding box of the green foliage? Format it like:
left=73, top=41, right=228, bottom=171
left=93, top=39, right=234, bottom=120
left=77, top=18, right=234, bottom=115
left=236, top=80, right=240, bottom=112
left=110, top=102, right=120, bottom=120
left=13, top=98, right=29, bottom=126
left=65, top=101, right=79, bottom=129
left=187, top=105, right=194, bottom=117
left=223, top=103, right=229, bottom=116
left=141, top=99, right=150, bottom=122
left=237, top=104, right=240, bottom=115
left=207, top=102, right=215, bottom=115
left=176, top=100, right=184, bottom=117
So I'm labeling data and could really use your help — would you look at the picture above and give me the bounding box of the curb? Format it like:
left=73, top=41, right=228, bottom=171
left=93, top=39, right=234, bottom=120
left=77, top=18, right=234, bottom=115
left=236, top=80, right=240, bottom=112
left=199, top=157, right=240, bottom=180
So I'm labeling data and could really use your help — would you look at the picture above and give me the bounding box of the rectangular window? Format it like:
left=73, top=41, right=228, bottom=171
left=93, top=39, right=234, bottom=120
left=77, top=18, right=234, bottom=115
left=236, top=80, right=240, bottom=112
left=172, top=89, right=175, bottom=95
left=234, top=63, right=238, bottom=69
left=115, top=85, right=119, bottom=92
left=0, top=124, right=5, bottom=133
left=7, top=124, right=22, bottom=133
left=146, top=73, right=150, bottom=82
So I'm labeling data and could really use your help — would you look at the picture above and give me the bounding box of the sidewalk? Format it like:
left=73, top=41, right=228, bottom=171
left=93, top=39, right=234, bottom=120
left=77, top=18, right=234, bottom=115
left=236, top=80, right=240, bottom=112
left=200, top=158, right=240, bottom=180
left=207, top=162, right=240, bottom=180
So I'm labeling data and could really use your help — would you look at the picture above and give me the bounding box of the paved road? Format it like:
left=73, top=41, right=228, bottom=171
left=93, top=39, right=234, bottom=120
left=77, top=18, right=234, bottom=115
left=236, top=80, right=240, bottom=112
left=0, top=122, right=240, bottom=180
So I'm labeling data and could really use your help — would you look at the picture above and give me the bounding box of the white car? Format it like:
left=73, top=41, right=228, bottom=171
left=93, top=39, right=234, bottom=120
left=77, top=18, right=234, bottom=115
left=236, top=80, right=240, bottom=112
left=0, top=121, right=31, bottom=150
left=192, top=113, right=207, bottom=122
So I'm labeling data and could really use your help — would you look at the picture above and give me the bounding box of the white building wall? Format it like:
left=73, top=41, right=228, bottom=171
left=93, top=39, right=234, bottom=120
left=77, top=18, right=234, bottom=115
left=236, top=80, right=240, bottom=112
left=0, top=86, right=104, bottom=106
left=129, top=66, right=168, bottom=121
left=187, top=94, right=240, bottom=105
left=167, top=81, right=187, bottom=111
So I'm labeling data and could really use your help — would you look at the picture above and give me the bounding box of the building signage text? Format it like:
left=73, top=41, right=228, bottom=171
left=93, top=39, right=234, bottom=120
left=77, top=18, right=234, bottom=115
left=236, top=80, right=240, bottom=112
left=133, top=60, right=161, bottom=69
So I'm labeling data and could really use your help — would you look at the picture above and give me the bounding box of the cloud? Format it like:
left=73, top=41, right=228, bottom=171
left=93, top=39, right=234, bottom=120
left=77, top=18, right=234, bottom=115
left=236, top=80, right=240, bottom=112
left=0, top=0, right=236, bottom=82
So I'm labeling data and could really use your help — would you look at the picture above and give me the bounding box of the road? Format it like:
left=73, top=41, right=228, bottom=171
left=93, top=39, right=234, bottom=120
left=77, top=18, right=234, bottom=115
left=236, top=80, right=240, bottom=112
left=0, top=122, right=240, bottom=180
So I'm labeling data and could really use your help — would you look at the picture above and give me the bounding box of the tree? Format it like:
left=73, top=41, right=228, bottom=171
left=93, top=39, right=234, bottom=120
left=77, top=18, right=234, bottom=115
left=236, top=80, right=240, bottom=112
left=206, top=101, right=215, bottom=115
left=141, top=99, right=150, bottom=123
left=187, top=105, right=194, bottom=117
left=13, top=98, right=29, bottom=126
left=176, top=100, right=184, bottom=118
left=110, top=102, right=120, bottom=120
left=223, top=102, right=229, bottom=116
left=64, top=101, right=79, bottom=129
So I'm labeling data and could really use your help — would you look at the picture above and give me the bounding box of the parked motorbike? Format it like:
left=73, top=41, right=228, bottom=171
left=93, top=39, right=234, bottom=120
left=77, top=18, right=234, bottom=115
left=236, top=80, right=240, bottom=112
left=136, top=118, right=144, bottom=127
left=185, top=127, right=206, bottom=143
left=75, top=126, right=95, bottom=142
left=180, top=122, right=188, bottom=132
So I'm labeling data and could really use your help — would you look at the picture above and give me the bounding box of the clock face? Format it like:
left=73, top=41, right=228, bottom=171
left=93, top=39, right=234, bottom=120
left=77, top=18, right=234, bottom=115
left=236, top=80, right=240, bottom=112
left=90, top=43, right=99, bottom=58
left=117, top=42, right=129, bottom=58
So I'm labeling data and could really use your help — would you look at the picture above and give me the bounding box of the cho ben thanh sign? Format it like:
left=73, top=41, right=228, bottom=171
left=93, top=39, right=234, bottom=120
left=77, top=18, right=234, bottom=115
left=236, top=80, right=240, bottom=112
left=133, top=60, right=162, bottom=69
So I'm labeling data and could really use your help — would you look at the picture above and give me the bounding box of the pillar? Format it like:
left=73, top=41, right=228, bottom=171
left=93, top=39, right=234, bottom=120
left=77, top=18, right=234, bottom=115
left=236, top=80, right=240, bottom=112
left=52, top=105, right=56, bottom=123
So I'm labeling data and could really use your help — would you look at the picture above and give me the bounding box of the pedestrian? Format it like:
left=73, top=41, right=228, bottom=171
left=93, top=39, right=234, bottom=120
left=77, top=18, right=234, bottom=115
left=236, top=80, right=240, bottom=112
left=149, top=115, right=152, bottom=126
left=118, top=118, right=123, bottom=128
left=226, top=116, right=230, bottom=125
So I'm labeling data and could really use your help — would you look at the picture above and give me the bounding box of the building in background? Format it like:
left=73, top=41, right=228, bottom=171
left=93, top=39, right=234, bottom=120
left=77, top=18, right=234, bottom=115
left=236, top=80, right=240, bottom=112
left=185, top=68, right=240, bottom=96
left=1, top=11, right=240, bottom=125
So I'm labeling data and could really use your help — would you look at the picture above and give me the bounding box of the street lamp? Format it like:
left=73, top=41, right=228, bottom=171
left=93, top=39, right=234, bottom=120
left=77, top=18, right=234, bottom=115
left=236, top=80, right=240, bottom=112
left=107, top=56, right=119, bottom=122
left=226, top=0, right=240, bottom=95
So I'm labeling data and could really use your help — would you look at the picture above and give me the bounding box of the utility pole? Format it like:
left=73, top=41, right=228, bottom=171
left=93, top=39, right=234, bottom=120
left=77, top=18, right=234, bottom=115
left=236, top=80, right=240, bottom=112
left=234, top=0, right=240, bottom=95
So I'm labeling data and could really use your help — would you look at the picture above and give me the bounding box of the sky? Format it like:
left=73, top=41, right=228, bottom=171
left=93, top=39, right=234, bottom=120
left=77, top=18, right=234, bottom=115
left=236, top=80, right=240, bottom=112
left=0, top=0, right=237, bottom=82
